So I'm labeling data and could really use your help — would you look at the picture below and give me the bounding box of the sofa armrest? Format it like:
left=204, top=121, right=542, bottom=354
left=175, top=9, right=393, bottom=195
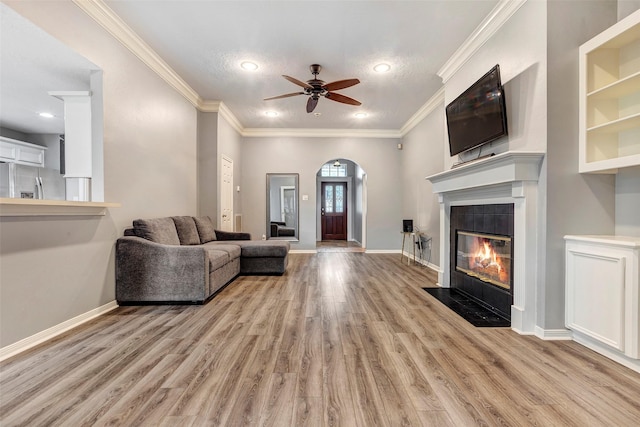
left=116, top=236, right=209, bottom=302
left=215, top=230, right=251, bottom=241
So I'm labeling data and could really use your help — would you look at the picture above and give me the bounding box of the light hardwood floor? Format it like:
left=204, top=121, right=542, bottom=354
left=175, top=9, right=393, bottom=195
left=2, top=253, right=640, bottom=426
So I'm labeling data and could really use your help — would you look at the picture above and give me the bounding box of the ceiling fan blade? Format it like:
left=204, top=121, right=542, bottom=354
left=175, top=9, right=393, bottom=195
left=325, top=92, right=362, bottom=106
left=323, top=78, right=360, bottom=91
left=283, top=75, right=313, bottom=89
left=306, top=97, right=319, bottom=113
left=264, top=92, right=304, bottom=101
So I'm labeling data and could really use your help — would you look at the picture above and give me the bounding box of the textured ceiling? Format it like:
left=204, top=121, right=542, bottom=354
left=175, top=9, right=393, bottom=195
left=103, top=0, right=499, bottom=130
left=1, top=1, right=500, bottom=135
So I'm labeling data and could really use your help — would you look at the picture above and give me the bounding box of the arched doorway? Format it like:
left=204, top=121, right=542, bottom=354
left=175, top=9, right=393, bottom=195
left=315, top=158, right=367, bottom=251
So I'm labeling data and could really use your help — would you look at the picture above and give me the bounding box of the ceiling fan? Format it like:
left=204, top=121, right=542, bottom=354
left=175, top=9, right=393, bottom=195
left=264, top=64, right=361, bottom=113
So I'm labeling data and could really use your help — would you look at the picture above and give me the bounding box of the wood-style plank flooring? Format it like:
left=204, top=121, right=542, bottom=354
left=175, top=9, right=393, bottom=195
left=2, top=253, right=640, bottom=426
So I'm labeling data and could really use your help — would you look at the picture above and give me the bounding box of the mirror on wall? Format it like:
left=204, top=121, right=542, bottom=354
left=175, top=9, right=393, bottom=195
left=266, top=173, right=299, bottom=241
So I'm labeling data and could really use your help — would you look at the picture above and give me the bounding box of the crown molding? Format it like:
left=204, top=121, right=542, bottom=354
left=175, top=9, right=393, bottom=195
left=240, top=128, right=402, bottom=139
left=197, top=100, right=244, bottom=135
left=72, top=0, right=201, bottom=106
left=437, top=0, right=527, bottom=83
left=75, top=0, right=442, bottom=140
left=400, top=87, right=445, bottom=136
left=197, top=100, right=221, bottom=112
left=218, top=103, right=245, bottom=135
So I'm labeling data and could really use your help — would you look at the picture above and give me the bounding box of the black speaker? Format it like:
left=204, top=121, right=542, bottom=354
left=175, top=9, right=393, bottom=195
left=403, top=219, right=413, bottom=232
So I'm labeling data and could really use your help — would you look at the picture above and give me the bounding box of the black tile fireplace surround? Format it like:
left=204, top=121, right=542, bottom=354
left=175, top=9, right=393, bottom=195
left=450, top=204, right=514, bottom=320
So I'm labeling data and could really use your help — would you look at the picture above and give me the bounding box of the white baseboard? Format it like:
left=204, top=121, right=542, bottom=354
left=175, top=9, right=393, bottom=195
left=571, top=331, right=640, bottom=374
left=0, top=300, right=119, bottom=362
left=289, top=249, right=318, bottom=254
left=534, top=326, right=573, bottom=340
left=365, top=249, right=401, bottom=254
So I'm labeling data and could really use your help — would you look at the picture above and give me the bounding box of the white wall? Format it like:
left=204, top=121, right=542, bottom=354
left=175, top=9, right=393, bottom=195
left=442, top=0, right=549, bottom=328
left=1, top=1, right=198, bottom=348
left=241, top=136, right=402, bottom=250
left=401, top=103, right=444, bottom=267
left=443, top=1, right=548, bottom=170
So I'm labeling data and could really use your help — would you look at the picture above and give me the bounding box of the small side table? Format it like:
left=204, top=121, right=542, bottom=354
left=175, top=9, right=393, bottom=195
left=401, top=232, right=417, bottom=265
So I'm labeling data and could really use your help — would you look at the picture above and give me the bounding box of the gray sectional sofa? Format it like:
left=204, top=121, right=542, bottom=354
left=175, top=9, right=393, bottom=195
left=116, top=216, right=289, bottom=304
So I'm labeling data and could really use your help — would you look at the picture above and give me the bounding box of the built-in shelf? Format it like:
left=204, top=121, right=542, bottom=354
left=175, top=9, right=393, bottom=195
left=587, top=70, right=640, bottom=99
left=0, top=198, right=120, bottom=217
left=579, top=9, right=640, bottom=173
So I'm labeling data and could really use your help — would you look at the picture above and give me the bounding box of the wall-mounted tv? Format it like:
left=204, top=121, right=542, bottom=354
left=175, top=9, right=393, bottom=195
left=446, top=64, right=508, bottom=157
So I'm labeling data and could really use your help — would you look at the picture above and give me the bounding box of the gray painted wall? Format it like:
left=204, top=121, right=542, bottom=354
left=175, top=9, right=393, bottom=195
left=1, top=1, right=198, bottom=348
left=616, top=167, right=640, bottom=236
left=544, top=0, right=617, bottom=329
left=217, top=115, right=243, bottom=229
left=616, top=1, right=640, bottom=237
left=241, top=137, right=401, bottom=250
left=197, top=111, right=218, bottom=219
left=401, top=104, right=444, bottom=267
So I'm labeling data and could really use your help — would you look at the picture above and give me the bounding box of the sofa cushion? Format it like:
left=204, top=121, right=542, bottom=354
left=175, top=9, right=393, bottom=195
left=133, top=217, right=180, bottom=245
left=204, top=248, right=230, bottom=272
left=235, top=240, right=290, bottom=258
left=171, top=216, right=201, bottom=245
left=193, top=216, right=217, bottom=243
left=203, top=242, right=241, bottom=260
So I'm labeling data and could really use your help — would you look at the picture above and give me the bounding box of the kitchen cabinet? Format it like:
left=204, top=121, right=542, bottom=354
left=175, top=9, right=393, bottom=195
left=0, top=136, right=46, bottom=168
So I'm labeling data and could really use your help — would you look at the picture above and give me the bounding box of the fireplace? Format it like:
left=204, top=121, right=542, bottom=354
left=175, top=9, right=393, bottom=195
left=456, top=231, right=512, bottom=290
left=427, top=151, right=545, bottom=334
left=450, top=204, right=514, bottom=320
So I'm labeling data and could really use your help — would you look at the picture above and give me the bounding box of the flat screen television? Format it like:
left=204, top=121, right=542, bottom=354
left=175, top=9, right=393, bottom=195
left=446, top=64, right=508, bottom=156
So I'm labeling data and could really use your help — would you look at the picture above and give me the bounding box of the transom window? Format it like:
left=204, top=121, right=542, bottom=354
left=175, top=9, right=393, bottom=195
left=321, top=163, right=347, bottom=177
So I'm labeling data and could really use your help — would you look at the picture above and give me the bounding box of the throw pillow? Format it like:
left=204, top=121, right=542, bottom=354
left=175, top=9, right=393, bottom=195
left=171, top=216, right=201, bottom=245
left=193, top=216, right=217, bottom=243
left=133, top=217, right=181, bottom=245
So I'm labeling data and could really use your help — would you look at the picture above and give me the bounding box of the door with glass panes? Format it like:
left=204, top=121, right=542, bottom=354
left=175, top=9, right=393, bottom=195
left=321, top=182, right=347, bottom=240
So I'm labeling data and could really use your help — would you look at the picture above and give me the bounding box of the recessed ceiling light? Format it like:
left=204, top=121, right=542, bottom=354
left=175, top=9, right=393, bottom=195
left=38, top=112, right=54, bottom=118
left=373, top=63, right=391, bottom=73
left=265, top=111, right=278, bottom=117
left=354, top=112, right=368, bottom=119
left=241, top=61, right=258, bottom=71
left=314, top=112, right=322, bottom=117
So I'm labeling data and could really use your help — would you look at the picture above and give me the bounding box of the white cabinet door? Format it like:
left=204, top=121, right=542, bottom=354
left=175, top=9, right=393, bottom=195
left=565, top=235, right=640, bottom=359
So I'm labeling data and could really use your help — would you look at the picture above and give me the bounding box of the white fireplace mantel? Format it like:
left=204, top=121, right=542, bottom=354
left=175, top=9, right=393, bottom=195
left=426, top=151, right=545, bottom=335
left=428, top=151, right=545, bottom=195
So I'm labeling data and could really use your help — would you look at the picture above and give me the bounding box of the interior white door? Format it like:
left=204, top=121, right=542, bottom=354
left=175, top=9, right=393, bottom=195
left=220, top=155, right=233, bottom=231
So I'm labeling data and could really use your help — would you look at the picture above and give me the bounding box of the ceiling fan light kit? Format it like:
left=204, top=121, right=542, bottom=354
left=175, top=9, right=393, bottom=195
left=264, top=64, right=361, bottom=113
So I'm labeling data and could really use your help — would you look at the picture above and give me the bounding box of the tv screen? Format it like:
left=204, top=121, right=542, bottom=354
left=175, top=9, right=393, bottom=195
left=446, top=65, right=508, bottom=156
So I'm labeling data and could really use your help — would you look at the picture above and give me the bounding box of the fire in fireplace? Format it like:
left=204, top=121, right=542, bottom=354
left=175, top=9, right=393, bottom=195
left=456, top=231, right=512, bottom=290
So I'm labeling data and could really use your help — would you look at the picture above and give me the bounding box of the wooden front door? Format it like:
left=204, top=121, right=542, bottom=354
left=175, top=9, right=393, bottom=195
left=321, top=182, right=347, bottom=240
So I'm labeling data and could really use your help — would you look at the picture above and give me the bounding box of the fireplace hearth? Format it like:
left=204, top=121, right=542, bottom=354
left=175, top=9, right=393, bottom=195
left=450, top=204, right=514, bottom=320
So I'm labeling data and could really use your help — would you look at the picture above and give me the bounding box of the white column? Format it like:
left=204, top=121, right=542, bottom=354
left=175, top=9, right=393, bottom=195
left=49, top=91, right=92, bottom=201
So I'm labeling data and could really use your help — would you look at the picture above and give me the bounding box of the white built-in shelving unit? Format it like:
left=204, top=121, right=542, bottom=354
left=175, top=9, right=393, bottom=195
left=579, top=8, right=640, bottom=173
